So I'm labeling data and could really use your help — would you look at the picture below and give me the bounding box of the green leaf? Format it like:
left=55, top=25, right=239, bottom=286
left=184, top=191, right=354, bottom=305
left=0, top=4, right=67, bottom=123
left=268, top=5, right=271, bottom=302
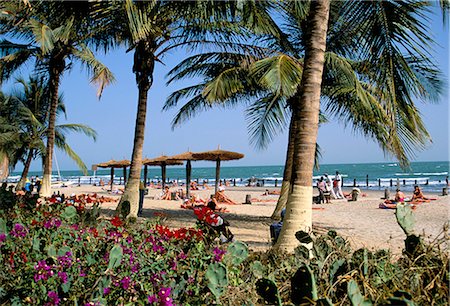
left=205, top=262, right=228, bottom=300
left=61, top=206, right=77, bottom=221
left=47, top=244, right=57, bottom=258
left=347, top=279, right=373, bottom=306
left=0, top=218, right=6, bottom=234
left=58, top=246, right=72, bottom=257
left=225, top=241, right=249, bottom=265
left=108, top=244, right=123, bottom=270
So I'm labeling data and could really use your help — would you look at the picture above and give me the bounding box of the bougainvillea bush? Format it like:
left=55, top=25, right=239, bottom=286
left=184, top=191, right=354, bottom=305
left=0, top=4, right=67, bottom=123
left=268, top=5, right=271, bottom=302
left=0, top=200, right=231, bottom=305
left=1, top=195, right=448, bottom=306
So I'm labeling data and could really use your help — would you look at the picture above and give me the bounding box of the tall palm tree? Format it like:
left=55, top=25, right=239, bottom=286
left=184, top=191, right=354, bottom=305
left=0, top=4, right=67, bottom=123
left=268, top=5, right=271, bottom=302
left=0, top=1, right=113, bottom=197
left=0, top=77, right=96, bottom=190
left=91, top=0, right=283, bottom=218
left=274, top=0, right=330, bottom=251
left=164, top=1, right=443, bottom=251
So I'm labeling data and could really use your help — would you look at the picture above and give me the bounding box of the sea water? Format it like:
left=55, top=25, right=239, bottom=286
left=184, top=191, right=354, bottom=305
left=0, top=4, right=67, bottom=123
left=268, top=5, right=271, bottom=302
left=6, top=161, right=449, bottom=192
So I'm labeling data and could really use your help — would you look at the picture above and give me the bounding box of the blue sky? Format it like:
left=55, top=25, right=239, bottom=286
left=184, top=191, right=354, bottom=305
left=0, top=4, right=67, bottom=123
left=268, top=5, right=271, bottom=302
left=13, top=7, right=449, bottom=171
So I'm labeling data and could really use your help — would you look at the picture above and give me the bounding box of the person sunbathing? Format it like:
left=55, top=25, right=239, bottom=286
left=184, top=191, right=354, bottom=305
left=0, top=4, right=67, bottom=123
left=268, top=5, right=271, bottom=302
left=161, top=186, right=172, bottom=200
left=412, top=185, right=426, bottom=201
left=190, top=181, right=198, bottom=190
left=214, top=189, right=237, bottom=205
left=394, top=189, right=406, bottom=202
left=262, top=189, right=281, bottom=196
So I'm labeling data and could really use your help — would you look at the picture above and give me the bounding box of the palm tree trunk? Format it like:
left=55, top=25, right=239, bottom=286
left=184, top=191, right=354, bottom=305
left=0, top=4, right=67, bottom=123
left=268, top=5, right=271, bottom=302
left=40, top=60, right=64, bottom=197
left=117, top=44, right=154, bottom=219
left=274, top=0, right=330, bottom=252
left=271, top=109, right=297, bottom=220
left=16, top=148, right=34, bottom=191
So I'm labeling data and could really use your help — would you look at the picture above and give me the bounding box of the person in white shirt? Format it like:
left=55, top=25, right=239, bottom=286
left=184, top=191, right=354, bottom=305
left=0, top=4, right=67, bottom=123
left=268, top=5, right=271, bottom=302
left=324, top=173, right=337, bottom=199
left=334, top=171, right=344, bottom=199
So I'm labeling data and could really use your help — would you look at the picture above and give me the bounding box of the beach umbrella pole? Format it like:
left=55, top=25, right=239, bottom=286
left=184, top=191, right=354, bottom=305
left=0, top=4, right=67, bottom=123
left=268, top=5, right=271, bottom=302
left=144, top=165, right=148, bottom=187
left=110, top=168, right=114, bottom=190
left=123, top=166, right=127, bottom=185
left=162, top=163, right=167, bottom=189
left=215, top=159, right=221, bottom=194
left=186, top=160, right=191, bottom=199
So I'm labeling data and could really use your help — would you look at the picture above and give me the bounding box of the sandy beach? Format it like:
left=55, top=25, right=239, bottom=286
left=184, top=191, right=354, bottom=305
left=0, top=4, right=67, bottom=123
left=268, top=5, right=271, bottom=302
left=52, top=184, right=449, bottom=255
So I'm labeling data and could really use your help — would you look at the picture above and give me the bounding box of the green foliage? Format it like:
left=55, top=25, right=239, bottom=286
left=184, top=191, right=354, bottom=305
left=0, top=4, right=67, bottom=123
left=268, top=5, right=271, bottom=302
left=224, top=241, right=249, bottom=265
left=0, top=196, right=447, bottom=305
left=347, top=280, right=373, bottom=306
left=255, top=278, right=281, bottom=306
left=206, top=262, right=228, bottom=301
left=396, top=204, right=415, bottom=236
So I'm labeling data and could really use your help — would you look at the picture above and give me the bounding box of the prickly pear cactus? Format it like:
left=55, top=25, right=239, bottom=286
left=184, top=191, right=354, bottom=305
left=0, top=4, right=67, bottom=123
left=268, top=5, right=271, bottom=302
left=291, top=263, right=318, bottom=304
left=255, top=278, right=281, bottom=306
left=395, top=204, right=415, bottom=236
left=107, top=244, right=123, bottom=270
left=347, top=279, right=372, bottom=305
left=225, top=241, right=248, bottom=265
left=206, top=262, right=228, bottom=300
left=250, top=261, right=265, bottom=278
left=61, top=206, right=77, bottom=222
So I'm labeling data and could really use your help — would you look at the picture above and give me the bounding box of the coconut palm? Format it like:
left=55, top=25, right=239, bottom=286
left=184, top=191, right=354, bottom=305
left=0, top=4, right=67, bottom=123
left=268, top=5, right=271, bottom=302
left=0, top=1, right=113, bottom=197
left=0, top=77, right=96, bottom=190
left=90, top=0, right=283, bottom=218
left=164, top=0, right=443, bottom=251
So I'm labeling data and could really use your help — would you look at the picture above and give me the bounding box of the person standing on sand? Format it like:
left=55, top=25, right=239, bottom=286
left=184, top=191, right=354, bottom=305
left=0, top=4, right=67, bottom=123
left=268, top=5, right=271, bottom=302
left=324, top=173, right=337, bottom=199
left=334, top=171, right=344, bottom=199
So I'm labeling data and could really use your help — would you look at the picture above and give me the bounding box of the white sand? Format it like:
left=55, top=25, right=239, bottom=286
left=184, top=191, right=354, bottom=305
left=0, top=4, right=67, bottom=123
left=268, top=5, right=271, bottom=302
left=53, top=184, right=449, bottom=255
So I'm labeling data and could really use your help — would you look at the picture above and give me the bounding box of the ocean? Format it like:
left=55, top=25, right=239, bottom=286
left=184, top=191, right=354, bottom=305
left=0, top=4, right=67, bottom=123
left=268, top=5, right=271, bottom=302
left=6, top=161, right=449, bottom=192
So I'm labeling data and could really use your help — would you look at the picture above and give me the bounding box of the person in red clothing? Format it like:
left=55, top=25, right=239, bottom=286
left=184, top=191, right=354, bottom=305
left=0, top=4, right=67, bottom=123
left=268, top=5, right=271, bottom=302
left=194, top=201, right=233, bottom=242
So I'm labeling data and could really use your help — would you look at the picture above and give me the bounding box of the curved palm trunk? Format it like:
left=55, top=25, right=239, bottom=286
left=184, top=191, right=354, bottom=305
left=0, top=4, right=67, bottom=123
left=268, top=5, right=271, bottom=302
left=117, top=43, right=154, bottom=219
left=40, top=60, right=64, bottom=198
left=16, top=148, right=34, bottom=191
left=274, top=0, right=330, bottom=252
left=271, top=110, right=297, bottom=220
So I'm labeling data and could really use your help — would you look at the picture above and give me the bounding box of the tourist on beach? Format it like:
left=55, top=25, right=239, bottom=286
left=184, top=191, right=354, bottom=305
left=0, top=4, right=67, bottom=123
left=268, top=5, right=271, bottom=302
left=334, top=171, right=344, bottom=199
left=324, top=173, right=337, bottom=199
left=193, top=200, right=233, bottom=242
left=138, top=181, right=145, bottom=216
left=412, top=185, right=428, bottom=201
left=35, top=177, right=42, bottom=193
left=161, top=185, right=171, bottom=200
left=394, top=189, right=405, bottom=202
left=316, top=177, right=327, bottom=203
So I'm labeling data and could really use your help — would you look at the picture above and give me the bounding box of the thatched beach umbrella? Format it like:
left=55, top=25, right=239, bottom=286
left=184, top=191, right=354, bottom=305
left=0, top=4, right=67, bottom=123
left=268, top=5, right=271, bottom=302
left=94, top=159, right=130, bottom=189
left=192, top=149, right=244, bottom=193
left=143, top=155, right=183, bottom=188
left=166, top=151, right=201, bottom=199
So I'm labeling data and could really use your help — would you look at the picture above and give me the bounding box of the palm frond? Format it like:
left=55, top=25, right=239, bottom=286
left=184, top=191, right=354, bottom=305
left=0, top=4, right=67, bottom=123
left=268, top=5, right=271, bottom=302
left=245, top=94, right=289, bottom=149
left=55, top=124, right=97, bottom=141
left=28, top=19, right=55, bottom=54
left=250, top=54, right=303, bottom=98
left=73, top=44, right=115, bottom=98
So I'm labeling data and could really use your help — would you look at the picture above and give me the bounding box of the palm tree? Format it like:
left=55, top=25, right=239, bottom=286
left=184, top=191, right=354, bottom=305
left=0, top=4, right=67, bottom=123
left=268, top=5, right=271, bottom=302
left=91, top=0, right=283, bottom=218
left=0, top=1, right=113, bottom=197
left=0, top=77, right=96, bottom=190
left=164, top=1, right=443, bottom=251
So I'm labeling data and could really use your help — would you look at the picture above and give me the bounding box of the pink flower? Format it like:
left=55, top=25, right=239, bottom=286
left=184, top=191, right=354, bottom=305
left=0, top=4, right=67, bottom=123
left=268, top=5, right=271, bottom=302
left=103, top=287, right=110, bottom=296
left=147, top=295, right=157, bottom=304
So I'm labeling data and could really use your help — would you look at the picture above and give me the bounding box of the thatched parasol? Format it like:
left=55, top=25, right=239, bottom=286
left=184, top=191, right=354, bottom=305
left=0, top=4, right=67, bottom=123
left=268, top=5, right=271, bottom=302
left=93, top=159, right=130, bottom=188
left=192, top=149, right=244, bottom=193
left=142, top=155, right=183, bottom=188
left=166, top=151, right=201, bottom=199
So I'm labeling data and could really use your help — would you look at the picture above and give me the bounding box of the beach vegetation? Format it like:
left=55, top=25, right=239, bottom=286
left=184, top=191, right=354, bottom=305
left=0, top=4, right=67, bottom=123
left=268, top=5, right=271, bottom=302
left=0, top=193, right=447, bottom=305
left=0, top=77, right=97, bottom=190
left=0, top=1, right=114, bottom=197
